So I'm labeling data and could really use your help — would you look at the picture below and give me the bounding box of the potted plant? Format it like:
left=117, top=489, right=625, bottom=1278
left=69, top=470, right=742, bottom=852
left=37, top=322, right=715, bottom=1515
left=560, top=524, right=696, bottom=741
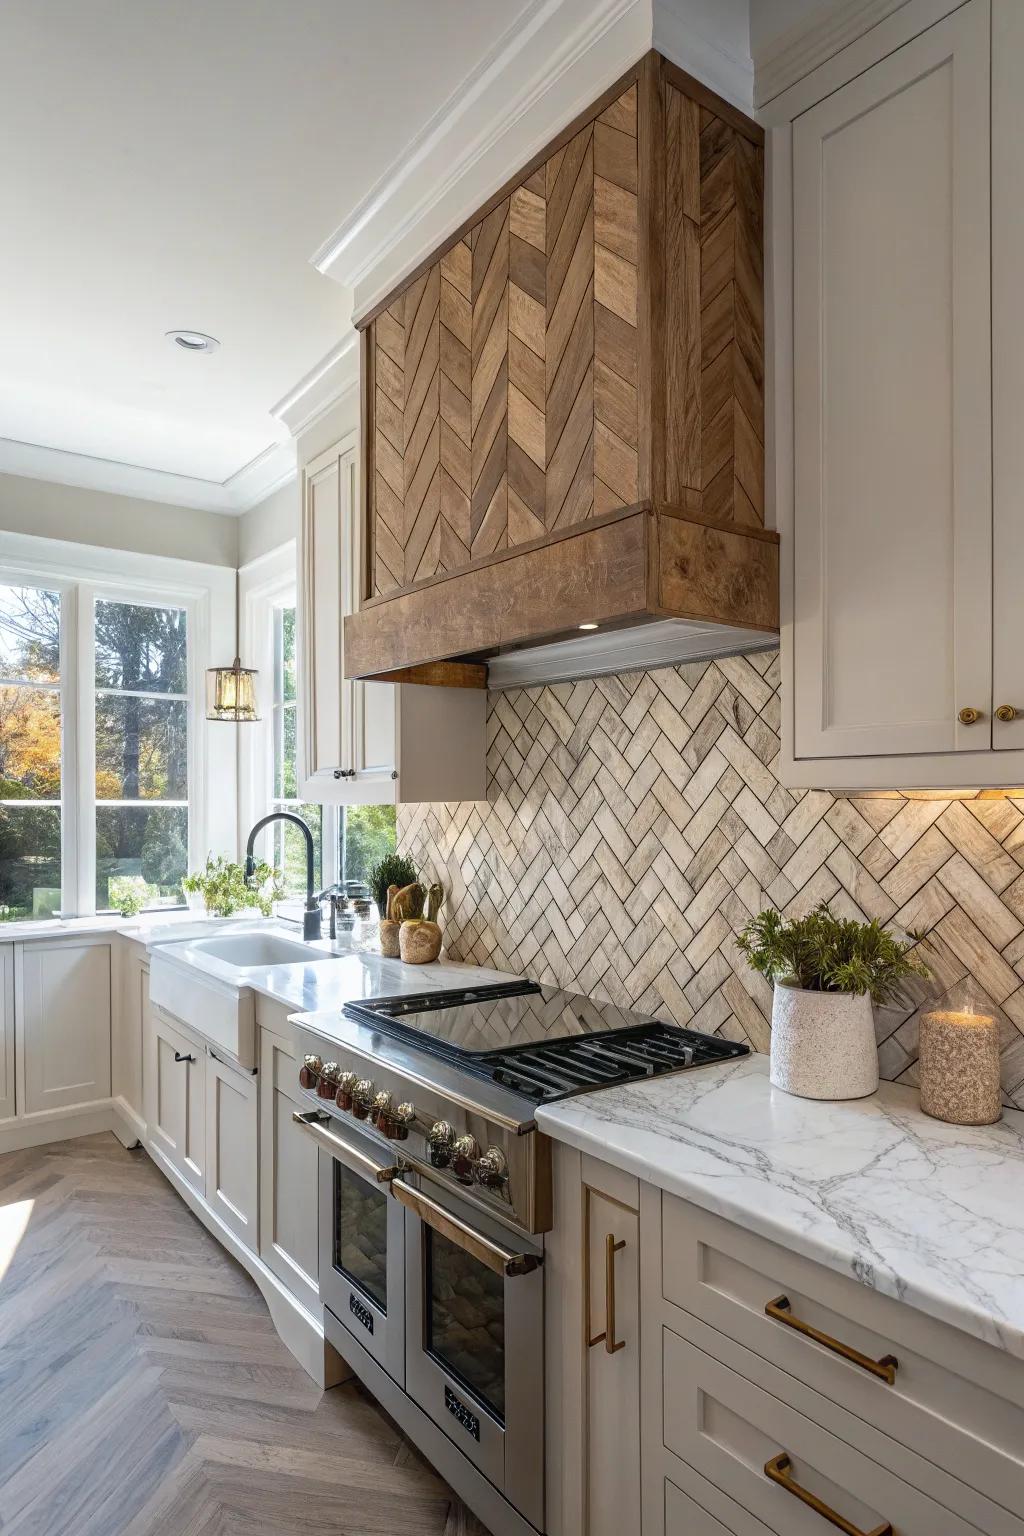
left=736, top=902, right=927, bottom=1100
left=367, top=852, right=419, bottom=956
left=181, top=854, right=284, bottom=919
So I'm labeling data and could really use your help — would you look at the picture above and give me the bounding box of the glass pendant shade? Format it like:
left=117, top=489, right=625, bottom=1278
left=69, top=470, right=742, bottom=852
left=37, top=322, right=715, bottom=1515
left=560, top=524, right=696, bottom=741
left=206, top=658, right=259, bottom=723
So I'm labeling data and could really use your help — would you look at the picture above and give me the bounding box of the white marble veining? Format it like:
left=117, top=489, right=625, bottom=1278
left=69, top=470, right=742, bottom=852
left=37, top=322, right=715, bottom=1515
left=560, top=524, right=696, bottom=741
left=537, top=1054, right=1024, bottom=1358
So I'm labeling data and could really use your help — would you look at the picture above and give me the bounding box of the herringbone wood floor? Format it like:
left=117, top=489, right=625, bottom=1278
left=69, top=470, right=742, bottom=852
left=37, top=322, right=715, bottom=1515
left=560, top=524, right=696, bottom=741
left=0, top=1134, right=487, bottom=1536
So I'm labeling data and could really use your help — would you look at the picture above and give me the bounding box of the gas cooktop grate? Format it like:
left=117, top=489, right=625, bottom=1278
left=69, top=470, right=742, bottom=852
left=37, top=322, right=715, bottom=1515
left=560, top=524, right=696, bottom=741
left=481, top=1021, right=747, bottom=1102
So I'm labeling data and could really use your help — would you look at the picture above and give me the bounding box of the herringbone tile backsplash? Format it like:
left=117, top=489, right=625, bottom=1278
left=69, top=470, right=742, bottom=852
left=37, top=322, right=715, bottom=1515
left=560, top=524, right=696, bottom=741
left=399, top=649, right=1024, bottom=1107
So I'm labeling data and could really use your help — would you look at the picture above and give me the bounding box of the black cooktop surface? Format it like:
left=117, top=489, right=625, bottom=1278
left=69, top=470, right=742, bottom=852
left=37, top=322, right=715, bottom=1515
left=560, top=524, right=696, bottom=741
left=344, top=981, right=748, bottom=1103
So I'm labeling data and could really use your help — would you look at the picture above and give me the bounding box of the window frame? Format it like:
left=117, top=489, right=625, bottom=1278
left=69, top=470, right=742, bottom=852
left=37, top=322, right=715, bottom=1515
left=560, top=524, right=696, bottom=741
left=0, top=535, right=229, bottom=919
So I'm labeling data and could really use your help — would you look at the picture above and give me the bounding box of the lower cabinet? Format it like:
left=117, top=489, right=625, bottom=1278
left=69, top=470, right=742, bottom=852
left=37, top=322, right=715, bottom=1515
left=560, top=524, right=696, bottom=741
left=205, top=1050, right=257, bottom=1249
left=585, top=1181, right=641, bottom=1536
left=144, top=1006, right=207, bottom=1198
left=258, top=1026, right=319, bottom=1312
left=112, top=937, right=149, bottom=1125
left=18, top=937, right=111, bottom=1115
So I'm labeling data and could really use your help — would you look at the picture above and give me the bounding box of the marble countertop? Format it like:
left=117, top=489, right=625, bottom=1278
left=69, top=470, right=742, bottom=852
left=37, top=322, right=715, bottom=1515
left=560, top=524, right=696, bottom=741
left=537, top=1054, right=1024, bottom=1358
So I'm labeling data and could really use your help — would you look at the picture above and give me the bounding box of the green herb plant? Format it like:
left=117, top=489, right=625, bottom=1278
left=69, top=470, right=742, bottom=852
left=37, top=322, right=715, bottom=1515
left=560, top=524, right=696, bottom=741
left=367, top=851, right=418, bottom=918
left=182, top=854, right=284, bottom=918
left=108, top=875, right=154, bottom=918
left=736, top=902, right=927, bottom=1005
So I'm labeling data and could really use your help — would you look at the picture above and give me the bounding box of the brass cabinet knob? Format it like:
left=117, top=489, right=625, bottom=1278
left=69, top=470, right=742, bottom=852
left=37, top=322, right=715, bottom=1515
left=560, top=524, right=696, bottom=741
left=996, top=704, right=1018, bottom=723
left=958, top=707, right=982, bottom=725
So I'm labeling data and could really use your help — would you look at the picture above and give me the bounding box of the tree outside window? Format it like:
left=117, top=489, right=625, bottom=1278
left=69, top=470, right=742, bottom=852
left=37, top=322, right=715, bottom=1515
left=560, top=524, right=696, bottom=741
left=0, top=585, right=62, bottom=920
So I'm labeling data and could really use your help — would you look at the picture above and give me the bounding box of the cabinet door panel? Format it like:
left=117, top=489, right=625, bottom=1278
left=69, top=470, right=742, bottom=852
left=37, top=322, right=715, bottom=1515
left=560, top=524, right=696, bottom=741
left=205, top=1053, right=257, bottom=1250
left=145, top=1008, right=187, bottom=1167
left=992, top=0, right=1024, bottom=749
left=793, top=3, right=990, bottom=758
left=259, top=1030, right=318, bottom=1312
left=18, top=939, right=111, bottom=1114
left=585, top=1188, right=640, bottom=1536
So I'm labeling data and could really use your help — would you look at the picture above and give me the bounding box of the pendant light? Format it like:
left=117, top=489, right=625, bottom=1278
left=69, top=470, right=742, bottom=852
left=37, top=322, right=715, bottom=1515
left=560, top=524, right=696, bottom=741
left=206, top=570, right=260, bottom=723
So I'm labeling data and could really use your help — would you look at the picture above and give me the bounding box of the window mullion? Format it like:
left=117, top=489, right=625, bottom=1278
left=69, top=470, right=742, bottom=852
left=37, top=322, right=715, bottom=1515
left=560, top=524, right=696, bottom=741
left=75, top=583, right=97, bottom=915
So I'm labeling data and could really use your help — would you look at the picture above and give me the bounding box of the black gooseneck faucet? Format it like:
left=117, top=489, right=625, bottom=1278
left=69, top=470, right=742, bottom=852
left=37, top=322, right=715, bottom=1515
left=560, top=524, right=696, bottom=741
left=243, top=812, right=321, bottom=941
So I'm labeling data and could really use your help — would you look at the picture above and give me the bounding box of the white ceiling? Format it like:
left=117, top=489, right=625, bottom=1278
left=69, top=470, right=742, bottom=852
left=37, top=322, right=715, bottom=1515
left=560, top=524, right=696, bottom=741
left=0, top=0, right=532, bottom=510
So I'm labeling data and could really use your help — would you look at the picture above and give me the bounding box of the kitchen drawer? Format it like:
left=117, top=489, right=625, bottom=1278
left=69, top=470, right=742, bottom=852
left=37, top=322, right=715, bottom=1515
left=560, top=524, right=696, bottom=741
left=662, top=1195, right=1024, bottom=1520
left=664, top=1461, right=773, bottom=1536
left=663, top=1328, right=984, bottom=1536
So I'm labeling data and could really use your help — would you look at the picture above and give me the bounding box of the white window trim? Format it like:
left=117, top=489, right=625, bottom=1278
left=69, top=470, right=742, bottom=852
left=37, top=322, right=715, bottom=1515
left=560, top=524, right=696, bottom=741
left=239, top=543, right=340, bottom=897
left=0, top=531, right=236, bottom=916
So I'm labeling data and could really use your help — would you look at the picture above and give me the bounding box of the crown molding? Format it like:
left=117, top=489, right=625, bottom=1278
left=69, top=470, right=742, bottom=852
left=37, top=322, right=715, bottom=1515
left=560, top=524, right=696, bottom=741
left=753, top=0, right=914, bottom=106
left=316, top=0, right=651, bottom=318
left=653, top=0, right=753, bottom=110
left=270, top=332, right=360, bottom=438
left=0, top=433, right=295, bottom=515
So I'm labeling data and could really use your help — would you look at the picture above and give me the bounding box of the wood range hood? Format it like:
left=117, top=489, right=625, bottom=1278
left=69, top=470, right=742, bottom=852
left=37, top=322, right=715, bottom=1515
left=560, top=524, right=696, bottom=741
left=344, top=51, right=777, bottom=689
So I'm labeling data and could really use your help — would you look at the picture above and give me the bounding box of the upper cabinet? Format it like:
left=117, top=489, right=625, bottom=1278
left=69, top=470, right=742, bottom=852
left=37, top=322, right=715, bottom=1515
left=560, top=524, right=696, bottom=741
left=297, top=434, right=486, bottom=806
left=345, top=54, right=777, bottom=684
left=779, top=0, right=1024, bottom=788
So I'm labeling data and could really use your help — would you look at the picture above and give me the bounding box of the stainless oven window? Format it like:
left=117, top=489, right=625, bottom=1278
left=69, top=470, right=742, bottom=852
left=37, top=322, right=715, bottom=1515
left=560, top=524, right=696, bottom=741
left=425, top=1227, right=506, bottom=1422
left=333, top=1161, right=389, bottom=1311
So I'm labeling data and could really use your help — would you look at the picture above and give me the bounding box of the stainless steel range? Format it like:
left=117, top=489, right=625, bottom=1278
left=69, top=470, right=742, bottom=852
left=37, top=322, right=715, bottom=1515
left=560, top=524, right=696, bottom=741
left=292, top=979, right=747, bottom=1536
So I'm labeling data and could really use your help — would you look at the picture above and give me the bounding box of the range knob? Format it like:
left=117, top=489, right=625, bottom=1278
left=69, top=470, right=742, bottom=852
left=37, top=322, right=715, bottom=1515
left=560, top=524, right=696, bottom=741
left=351, top=1079, right=375, bottom=1120
left=474, top=1147, right=509, bottom=1191
left=372, top=1090, right=396, bottom=1131
left=317, top=1062, right=340, bottom=1099
left=299, top=1053, right=322, bottom=1090
left=391, top=1102, right=416, bottom=1141
left=452, top=1134, right=481, bottom=1182
left=335, top=1071, right=358, bottom=1112
left=428, top=1120, right=456, bottom=1167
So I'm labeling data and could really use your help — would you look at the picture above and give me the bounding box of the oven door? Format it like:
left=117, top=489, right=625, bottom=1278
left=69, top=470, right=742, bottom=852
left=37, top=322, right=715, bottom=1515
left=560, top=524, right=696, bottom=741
left=396, top=1173, right=545, bottom=1531
left=292, top=1108, right=405, bottom=1384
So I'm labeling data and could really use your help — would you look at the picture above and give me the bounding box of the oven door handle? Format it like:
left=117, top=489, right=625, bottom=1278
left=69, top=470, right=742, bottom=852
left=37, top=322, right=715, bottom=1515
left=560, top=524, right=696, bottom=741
left=392, top=1176, right=542, bottom=1278
left=291, top=1109, right=400, bottom=1185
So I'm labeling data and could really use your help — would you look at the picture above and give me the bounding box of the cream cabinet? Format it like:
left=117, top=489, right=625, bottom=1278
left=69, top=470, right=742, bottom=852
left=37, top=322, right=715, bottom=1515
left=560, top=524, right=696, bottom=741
left=205, top=1049, right=258, bottom=1251
left=112, top=936, right=148, bottom=1133
left=258, top=1023, right=319, bottom=1312
left=585, top=1182, right=641, bottom=1536
left=17, top=936, right=111, bottom=1115
left=776, top=0, right=1024, bottom=788
left=0, top=943, right=14, bottom=1124
left=144, top=1005, right=206, bottom=1196
left=297, top=434, right=485, bottom=806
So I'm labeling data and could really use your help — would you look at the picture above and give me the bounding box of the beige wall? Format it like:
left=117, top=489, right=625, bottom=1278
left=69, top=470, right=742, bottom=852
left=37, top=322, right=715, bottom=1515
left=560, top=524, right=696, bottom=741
left=237, top=479, right=296, bottom=565
left=0, top=470, right=238, bottom=566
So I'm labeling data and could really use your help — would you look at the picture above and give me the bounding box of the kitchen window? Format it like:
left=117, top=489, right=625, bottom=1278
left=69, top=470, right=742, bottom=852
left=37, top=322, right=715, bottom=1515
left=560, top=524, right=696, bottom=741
left=0, top=539, right=227, bottom=924
left=0, top=583, right=63, bottom=921
left=242, top=558, right=396, bottom=907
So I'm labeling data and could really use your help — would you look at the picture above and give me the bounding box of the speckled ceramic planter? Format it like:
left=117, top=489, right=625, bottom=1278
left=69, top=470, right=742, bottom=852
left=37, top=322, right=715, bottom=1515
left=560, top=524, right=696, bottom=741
left=770, top=983, right=879, bottom=1100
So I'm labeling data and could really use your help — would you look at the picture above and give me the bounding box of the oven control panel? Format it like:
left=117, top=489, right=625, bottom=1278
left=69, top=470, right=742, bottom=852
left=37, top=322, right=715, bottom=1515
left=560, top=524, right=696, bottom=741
left=296, top=1047, right=547, bottom=1233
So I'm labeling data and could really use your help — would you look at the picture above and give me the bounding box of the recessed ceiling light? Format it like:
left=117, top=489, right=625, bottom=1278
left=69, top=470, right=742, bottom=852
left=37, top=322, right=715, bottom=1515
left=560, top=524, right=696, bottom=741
left=579, top=622, right=599, bottom=631
left=166, top=329, right=220, bottom=354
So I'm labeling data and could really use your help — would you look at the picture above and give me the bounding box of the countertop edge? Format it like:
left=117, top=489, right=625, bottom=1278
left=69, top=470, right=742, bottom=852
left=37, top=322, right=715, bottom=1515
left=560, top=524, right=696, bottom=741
left=535, top=1094, right=1024, bottom=1362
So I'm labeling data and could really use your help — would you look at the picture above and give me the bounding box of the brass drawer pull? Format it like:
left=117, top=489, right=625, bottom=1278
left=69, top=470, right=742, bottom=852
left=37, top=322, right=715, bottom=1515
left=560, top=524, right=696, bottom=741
left=996, top=704, right=1018, bottom=722
left=589, top=1233, right=626, bottom=1354
left=765, top=1295, right=898, bottom=1384
left=765, top=1454, right=891, bottom=1536
left=958, top=706, right=982, bottom=725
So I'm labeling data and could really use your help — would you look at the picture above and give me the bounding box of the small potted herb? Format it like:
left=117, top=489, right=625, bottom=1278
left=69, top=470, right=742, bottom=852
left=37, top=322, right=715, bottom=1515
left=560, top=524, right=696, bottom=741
left=736, top=903, right=927, bottom=1100
left=367, top=852, right=419, bottom=956
left=182, top=854, right=284, bottom=919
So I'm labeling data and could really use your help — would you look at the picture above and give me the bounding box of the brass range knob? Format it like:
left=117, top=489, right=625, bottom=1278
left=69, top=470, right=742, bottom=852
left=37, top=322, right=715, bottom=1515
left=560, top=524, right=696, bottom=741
left=317, top=1062, right=340, bottom=1098
left=452, top=1134, right=481, bottom=1181
left=298, top=1054, right=322, bottom=1090
left=390, top=1102, right=416, bottom=1141
left=371, top=1090, right=396, bottom=1131
left=335, top=1071, right=358, bottom=1112
left=474, top=1147, right=509, bottom=1190
left=351, top=1079, right=375, bottom=1119
left=958, top=707, right=982, bottom=726
left=996, top=704, right=1018, bottom=723
left=427, top=1120, right=455, bottom=1167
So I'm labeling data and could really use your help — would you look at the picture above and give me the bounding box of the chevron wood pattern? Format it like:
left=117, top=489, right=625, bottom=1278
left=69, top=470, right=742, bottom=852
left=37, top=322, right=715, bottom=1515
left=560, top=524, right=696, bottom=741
left=594, top=85, right=639, bottom=516
left=545, top=123, right=594, bottom=531
left=372, top=298, right=406, bottom=595
left=697, top=102, right=764, bottom=527
left=472, top=200, right=510, bottom=559
left=0, top=1134, right=485, bottom=1536
left=400, top=649, right=1024, bottom=1109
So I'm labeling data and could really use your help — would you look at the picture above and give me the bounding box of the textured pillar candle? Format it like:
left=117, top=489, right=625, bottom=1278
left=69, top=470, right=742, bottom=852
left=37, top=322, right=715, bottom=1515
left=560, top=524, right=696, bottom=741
left=918, top=1008, right=1002, bottom=1125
